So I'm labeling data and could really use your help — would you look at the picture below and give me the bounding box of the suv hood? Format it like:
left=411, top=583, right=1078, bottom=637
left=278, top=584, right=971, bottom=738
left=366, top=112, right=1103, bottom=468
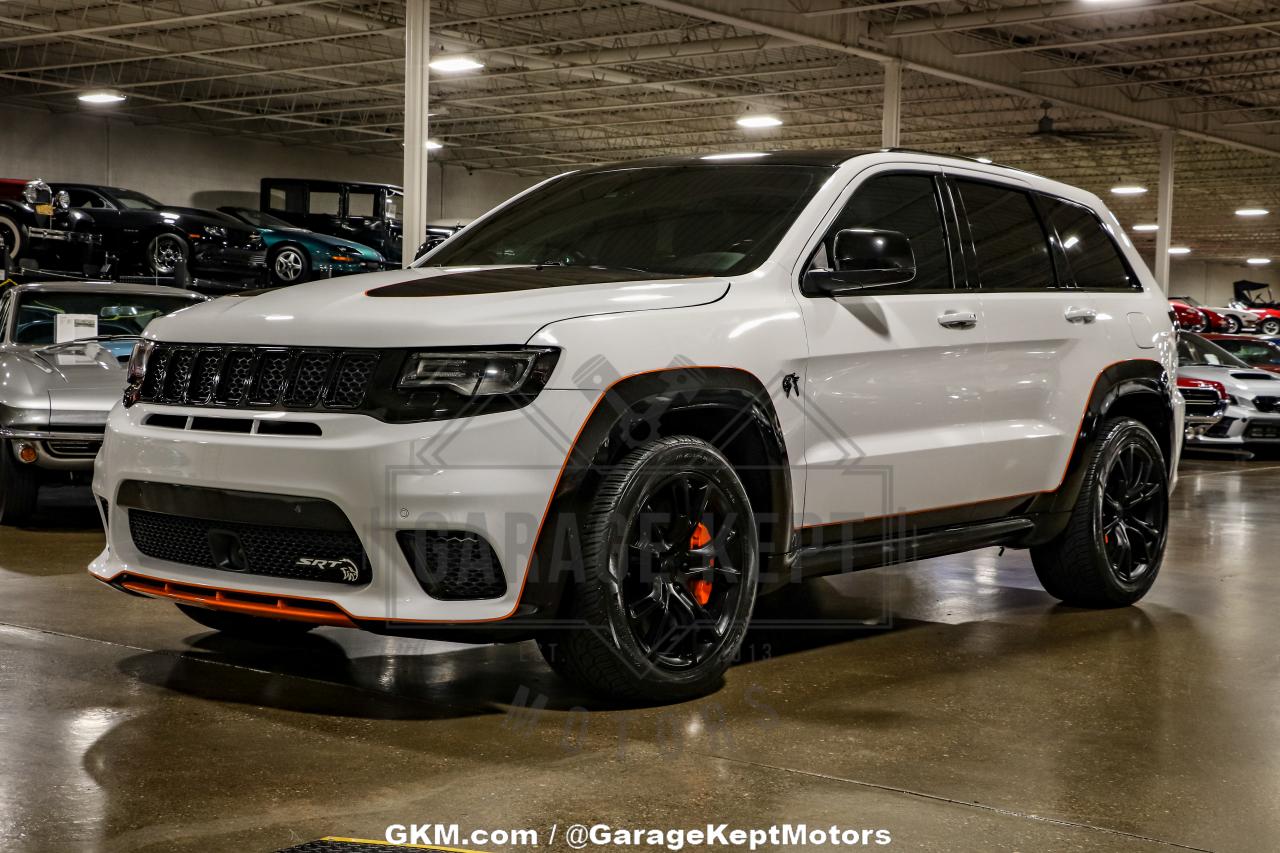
left=144, top=266, right=729, bottom=347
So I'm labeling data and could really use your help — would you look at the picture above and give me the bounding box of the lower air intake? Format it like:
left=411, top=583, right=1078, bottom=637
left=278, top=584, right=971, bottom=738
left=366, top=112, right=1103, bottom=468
left=397, top=530, right=507, bottom=600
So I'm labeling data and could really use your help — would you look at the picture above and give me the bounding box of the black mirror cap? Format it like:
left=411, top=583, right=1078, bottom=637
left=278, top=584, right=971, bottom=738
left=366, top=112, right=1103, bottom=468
left=803, top=228, right=917, bottom=296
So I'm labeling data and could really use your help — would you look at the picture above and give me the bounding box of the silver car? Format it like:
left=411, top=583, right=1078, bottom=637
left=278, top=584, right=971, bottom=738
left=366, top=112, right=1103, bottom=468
left=0, top=281, right=207, bottom=523
left=1178, top=332, right=1280, bottom=450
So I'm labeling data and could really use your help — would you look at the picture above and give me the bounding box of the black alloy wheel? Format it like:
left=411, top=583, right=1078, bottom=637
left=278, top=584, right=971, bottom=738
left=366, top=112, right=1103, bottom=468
left=1098, top=440, right=1168, bottom=585
left=1032, top=417, right=1168, bottom=607
left=617, top=468, right=750, bottom=670
left=538, top=436, right=759, bottom=702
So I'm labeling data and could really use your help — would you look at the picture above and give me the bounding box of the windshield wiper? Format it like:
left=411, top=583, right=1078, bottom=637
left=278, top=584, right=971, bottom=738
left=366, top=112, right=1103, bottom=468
left=37, top=334, right=141, bottom=351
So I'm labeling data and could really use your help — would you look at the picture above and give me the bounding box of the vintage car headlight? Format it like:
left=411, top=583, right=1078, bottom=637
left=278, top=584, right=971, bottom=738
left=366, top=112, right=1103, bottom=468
left=122, top=340, right=156, bottom=407
left=54, top=190, right=70, bottom=211
left=398, top=348, right=557, bottom=396
left=22, top=181, right=48, bottom=204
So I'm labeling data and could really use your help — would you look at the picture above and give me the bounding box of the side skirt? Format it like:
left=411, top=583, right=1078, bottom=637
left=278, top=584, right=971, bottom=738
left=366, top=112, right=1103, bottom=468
left=791, top=516, right=1037, bottom=581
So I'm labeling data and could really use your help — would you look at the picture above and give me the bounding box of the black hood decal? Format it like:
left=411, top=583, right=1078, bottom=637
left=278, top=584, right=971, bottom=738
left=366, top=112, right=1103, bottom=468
left=366, top=266, right=696, bottom=297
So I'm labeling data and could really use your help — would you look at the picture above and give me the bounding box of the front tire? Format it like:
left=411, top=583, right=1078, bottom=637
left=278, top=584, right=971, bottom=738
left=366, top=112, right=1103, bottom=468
left=176, top=604, right=316, bottom=641
left=0, top=444, right=40, bottom=525
left=0, top=215, right=23, bottom=261
left=1223, top=315, right=1242, bottom=333
left=1261, top=317, right=1280, bottom=336
left=1031, top=418, right=1168, bottom=607
left=538, top=436, right=759, bottom=703
left=269, top=244, right=310, bottom=286
left=147, top=232, right=189, bottom=276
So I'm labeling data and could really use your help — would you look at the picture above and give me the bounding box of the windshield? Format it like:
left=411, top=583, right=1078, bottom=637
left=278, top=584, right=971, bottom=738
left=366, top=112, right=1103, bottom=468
left=1177, top=333, right=1250, bottom=368
left=1215, top=338, right=1280, bottom=366
left=422, top=164, right=832, bottom=277
left=230, top=208, right=292, bottom=229
left=112, top=189, right=165, bottom=211
left=12, top=292, right=198, bottom=345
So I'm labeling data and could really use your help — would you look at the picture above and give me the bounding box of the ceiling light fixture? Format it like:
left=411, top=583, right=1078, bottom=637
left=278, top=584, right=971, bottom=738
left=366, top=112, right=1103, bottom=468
left=1132, top=224, right=1159, bottom=232
left=701, top=152, right=768, bottom=160
left=736, top=114, right=783, bottom=128
left=1168, top=247, right=1192, bottom=255
left=1110, top=185, right=1147, bottom=195
left=1247, top=257, right=1271, bottom=265
left=429, top=56, right=484, bottom=73
left=1236, top=208, right=1269, bottom=217
left=425, top=140, right=443, bottom=150
left=78, top=89, right=126, bottom=104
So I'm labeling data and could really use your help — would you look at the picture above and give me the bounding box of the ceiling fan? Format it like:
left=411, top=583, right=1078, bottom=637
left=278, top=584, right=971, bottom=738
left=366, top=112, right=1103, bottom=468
left=1028, top=102, right=1134, bottom=143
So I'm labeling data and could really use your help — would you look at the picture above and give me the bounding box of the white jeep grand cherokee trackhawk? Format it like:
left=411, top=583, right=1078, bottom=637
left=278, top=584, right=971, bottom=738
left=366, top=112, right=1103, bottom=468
left=91, top=150, right=1182, bottom=702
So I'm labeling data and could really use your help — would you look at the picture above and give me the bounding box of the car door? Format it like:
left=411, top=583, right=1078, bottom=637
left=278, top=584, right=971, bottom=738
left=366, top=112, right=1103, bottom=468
left=948, top=173, right=1121, bottom=499
left=796, top=166, right=991, bottom=541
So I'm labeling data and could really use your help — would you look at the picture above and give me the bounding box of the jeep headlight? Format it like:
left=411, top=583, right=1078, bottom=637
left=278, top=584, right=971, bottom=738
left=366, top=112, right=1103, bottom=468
left=122, top=340, right=156, bottom=406
left=398, top=348, right=557, bottom=396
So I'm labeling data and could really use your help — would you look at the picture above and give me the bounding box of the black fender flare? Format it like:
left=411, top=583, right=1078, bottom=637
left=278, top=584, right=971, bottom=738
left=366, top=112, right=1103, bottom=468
left=514, top=366, right=793, bottom=619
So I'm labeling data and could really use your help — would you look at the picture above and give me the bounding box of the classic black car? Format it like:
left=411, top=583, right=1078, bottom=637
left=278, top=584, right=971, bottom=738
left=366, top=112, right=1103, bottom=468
left=260, top=177, right=404, bottom=263
left=53, top=183, right=266, bottom=285
left=0, top=178, right=103, bottom=278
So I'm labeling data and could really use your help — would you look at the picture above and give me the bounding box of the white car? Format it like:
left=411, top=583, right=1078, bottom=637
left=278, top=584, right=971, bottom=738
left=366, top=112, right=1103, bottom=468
left=90, top=151, right=1181, bottom=702
left=1178, top=332, right=1280, bottom=448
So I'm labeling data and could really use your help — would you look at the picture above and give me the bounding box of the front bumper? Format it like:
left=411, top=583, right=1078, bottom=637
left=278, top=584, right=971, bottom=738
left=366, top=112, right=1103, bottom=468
left=2, top=429, right=102, bottom=471
left=1186, top=404, right=1280, bottom=446
left=90, top=390, right=595, bottom=623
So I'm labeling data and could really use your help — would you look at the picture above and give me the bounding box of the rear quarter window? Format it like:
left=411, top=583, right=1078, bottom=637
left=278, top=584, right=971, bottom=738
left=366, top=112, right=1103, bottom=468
left=1041, top=198, right=1137, bottom=290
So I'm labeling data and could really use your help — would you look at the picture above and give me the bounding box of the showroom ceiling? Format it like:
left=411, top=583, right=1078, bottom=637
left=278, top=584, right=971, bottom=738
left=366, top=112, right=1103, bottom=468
left=3, top=0, right=1280, bottom=263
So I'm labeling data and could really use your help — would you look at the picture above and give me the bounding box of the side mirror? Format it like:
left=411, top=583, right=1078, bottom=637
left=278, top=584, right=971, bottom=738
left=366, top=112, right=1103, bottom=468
left=803, top=228, right=916, bottom=296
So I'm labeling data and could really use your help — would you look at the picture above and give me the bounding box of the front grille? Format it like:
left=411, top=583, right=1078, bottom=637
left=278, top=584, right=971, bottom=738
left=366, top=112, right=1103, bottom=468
left=1245, top=421, right=1280, bottom=440
left=137, top=343, right=380, bottom=412
left=43, top=439, right=101, bottom=458
left=1253, top=396, right=1279, bottom=414
left=129, top=509, right=371, bottom=585
left=397, top=530, right=506, bottom=600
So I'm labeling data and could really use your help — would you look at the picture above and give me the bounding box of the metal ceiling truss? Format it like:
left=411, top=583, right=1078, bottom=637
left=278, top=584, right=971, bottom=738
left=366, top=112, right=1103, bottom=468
left=3, top=0, right=1280, bottom=260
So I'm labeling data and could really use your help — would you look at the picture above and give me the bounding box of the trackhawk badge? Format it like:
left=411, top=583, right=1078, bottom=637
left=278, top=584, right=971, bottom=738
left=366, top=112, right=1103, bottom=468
left=296, top=557, right=361, bottom=583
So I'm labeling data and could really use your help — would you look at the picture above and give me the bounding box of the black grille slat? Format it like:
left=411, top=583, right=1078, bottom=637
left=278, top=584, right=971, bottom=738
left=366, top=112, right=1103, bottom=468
left=396, top=530, right=506, bottom=600
left=141, top=344, right=380, bottom=412
left=249, top=350, right=294, bottom=405
left=1254, top=396, right=1279, bottom=414
left=327, top=353, right=380, bottom=409
left=129, top=509, right=370, bottom=585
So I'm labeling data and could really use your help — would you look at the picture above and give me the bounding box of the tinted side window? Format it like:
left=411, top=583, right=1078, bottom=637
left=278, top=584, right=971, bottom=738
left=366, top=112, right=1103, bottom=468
left=310, top=191, right=340, bottom=216
left=956, top=180, right=1056, bottom=291
left=816, top=173, right=952, bottom=291
left=66, top=189, right=107, bottom=209
left=1042, top=199, right=1134, bottom=290
left=347, top=191, right=376, bottom=218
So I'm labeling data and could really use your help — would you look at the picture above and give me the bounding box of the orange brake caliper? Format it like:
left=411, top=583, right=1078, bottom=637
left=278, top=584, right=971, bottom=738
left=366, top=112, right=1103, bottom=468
left=688, top=522, right=713, bottom=606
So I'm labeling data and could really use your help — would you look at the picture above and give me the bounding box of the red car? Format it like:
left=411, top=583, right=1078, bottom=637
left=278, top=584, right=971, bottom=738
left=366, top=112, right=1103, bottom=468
left=1244, top=307, right=1280, bottom=336
left=1202, top=333, right=1280, bottom=374
left=1169, top=299, right=1207, bottom=331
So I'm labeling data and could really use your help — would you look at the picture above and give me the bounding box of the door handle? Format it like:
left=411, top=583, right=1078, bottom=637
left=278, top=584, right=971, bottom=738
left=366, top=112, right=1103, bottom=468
left=937, top=311, right=979, bottom=329
left=1065, top=306, right=1098, bottom=324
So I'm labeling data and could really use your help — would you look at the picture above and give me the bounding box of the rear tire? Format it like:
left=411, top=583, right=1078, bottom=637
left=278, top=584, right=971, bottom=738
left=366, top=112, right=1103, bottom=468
left=1031, top=418, right=1168, bottom=607
left=176, top=604, right=316, bottom=641
left=1223, top=315, right=1242, bottom=334
left=538, top=436, right=759, bottom=703
left=0, top=443, right=40, bottom=525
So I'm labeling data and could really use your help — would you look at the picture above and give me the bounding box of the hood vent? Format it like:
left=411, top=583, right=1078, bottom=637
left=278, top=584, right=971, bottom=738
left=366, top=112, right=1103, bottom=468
left=1231, top=371, right=1277, bottom=381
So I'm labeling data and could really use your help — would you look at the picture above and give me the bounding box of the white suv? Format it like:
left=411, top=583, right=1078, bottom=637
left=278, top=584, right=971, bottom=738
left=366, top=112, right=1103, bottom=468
left=91, top=150, right=1182, bottom=702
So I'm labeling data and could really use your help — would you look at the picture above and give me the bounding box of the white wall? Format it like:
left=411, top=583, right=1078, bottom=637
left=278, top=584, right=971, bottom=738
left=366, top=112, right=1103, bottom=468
left=1165, top=258, right=1280, bottom=306
left=0, top=109, right=535, bottom=224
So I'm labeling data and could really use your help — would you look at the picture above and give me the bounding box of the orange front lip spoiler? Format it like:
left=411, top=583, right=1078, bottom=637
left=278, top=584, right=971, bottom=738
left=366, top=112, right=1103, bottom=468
left=110, top=572, right=357, bottom=628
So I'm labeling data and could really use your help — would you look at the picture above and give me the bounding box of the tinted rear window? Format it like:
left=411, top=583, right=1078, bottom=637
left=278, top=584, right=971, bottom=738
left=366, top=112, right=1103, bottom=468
left=956, top=180, right=1056, bottom=291
left=1042, top=198, right=1134, bottom=290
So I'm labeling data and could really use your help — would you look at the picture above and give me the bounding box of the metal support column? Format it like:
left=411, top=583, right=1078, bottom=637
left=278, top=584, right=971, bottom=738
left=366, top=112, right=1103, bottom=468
left=881, top=59, right=902, bottom=149
left=1154, top=129, right=1174, bottom=291
left=402, top=0, right=430, bottom=268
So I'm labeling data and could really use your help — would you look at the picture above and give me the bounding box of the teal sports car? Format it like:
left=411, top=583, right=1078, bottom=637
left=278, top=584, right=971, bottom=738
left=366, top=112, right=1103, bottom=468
left=218, top=207, right=387, bottom=286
